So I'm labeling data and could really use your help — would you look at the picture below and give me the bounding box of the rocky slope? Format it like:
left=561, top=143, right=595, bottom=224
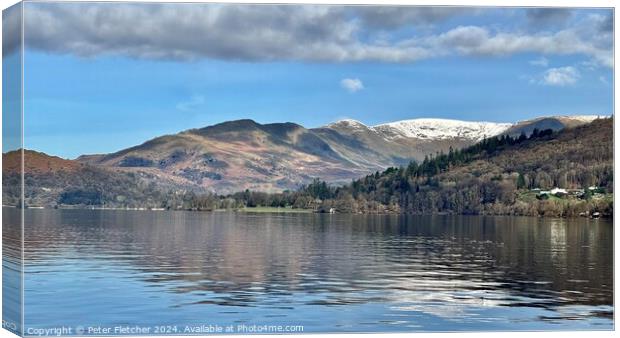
left=73, top=115, right=603, bottom=193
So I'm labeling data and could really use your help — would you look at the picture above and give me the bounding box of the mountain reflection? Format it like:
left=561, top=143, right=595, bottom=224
left=16, top=209, right=613, bottom=325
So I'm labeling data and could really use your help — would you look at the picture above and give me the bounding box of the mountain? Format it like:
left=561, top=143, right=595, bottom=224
left=502, top=115, right=602, bottom=137
left=78, top=120, right=374, bottom=193
left=373, top=118, right=512, bottom=141
left=2, top=150, right=181, bottom=208
left=311, top=117, right=613, bottom=217
left=3, top=149, right=83, bottom=174
left=75, top=115, right=604, bottom=193
left=5, top=116, right=610, bottom=210
left=311, top=119, right=418, bottom=169
left=317, top=118, right=515, bottom=169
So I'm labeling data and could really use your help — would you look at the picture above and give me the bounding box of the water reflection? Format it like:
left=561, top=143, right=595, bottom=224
left=3, top=208, right=22, bottom=335
left=15, top=208, right=613, bottom=331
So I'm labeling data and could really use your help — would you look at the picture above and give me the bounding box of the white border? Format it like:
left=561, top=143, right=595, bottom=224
left=0, top=1, right=616, bottom=338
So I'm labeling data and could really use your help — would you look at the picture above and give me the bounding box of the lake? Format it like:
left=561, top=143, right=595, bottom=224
left=4, top=208, right=614, bottom=334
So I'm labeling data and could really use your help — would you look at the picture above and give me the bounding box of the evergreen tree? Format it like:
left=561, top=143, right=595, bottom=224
left=517, top=173, right=526, bottom=189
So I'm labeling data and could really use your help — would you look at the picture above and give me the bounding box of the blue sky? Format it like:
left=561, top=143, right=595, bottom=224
left=4, top=4, right=614, bottom=158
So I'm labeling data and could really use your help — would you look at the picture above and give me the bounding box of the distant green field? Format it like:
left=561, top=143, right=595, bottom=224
left=517, top=191, right=539, bottom=203
left=238, top=206, right=313, bottom=213
left=517, top=191, right=564, bottom=203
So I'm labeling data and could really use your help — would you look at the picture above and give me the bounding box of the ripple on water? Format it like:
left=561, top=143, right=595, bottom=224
left=13, top=209, right=613, bottom=331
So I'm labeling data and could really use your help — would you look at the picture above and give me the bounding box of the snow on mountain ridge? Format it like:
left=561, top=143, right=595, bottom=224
left=325, top=119, right=377, bottom=135
left=326, top=119, right=368, bottom=128
left=325, top=115, right=605, bottom=142
left=373, top=118, right=513, bottom=141
left=512, top=114, right=604, bottom=124
left=569, top=115, right=603, bottom=122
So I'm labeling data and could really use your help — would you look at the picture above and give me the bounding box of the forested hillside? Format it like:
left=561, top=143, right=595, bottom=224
left=308, top=118, right=613, bottom=217
left=2, top=150, right=181, bottom=208
left=75, top=115, right=599, bottom=193
left=3, top=119, right=613, bottom=217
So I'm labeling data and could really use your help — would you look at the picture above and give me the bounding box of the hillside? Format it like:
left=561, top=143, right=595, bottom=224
left=3, top=150, right=83, bottom=174
left=78, top=120, right=374, bottom=193
left=75, top=115, right=600, bottom=193
left=3, top=118, right=613, bottom=215
left=501, top=115, right=601, bottom=137
left=310, top=118, right=613, bottom=217
left=2, top=150, right=184, bottom=208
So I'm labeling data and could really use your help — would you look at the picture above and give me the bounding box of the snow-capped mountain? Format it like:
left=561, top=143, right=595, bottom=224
left=324, top=115, right=605, bottom=142
left=77, top=114, right=605, bottom=194
left=325, top=119, right=372, bottom=133
left=558, top=115, right=602, bottom=123
left=373, top=118, right=513, bottom=141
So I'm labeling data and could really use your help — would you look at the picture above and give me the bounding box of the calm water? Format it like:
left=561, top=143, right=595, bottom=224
left=7, top=208, right=615, bottom=333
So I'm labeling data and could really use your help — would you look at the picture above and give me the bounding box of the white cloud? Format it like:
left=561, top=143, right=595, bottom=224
left=541, top=67, right=580, bottom=86
left=599, top=76, right=609, bottom=85
left=12, top=3, right=612, bottom=68
left=20, top=3, right=436, bottom=63
left=176, top=95, right=206, bottom=112
left=529, top=56, right=549, bottom=67
left=429, top=25, right=612, bottom=68
left=340, top=78, right=364, bottom=93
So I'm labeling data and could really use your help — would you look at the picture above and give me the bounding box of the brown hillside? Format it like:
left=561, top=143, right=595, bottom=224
left=2, top=149, right=83, bottom=174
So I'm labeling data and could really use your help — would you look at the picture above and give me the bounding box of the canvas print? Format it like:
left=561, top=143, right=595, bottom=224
left=1, top=2, right=614, bottom=336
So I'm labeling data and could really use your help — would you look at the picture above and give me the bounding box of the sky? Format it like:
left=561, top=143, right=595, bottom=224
left=2, top=3, right=614, bottom=159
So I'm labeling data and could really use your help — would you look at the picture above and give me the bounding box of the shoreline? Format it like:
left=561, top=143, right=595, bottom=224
left=4, top=205, right=611, bottom=219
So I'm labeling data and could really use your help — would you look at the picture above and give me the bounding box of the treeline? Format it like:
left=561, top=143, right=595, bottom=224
left=155, top=119, right=613, bottom=217
left=4, top=167, right=185, bottom=209
left=153, top=180, right=334, bottom=211
left=7, top=119, right=613, bottom=218
left=312, top=119, right=613, bottom=217
left=402, top=128, right=553, bottom=178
